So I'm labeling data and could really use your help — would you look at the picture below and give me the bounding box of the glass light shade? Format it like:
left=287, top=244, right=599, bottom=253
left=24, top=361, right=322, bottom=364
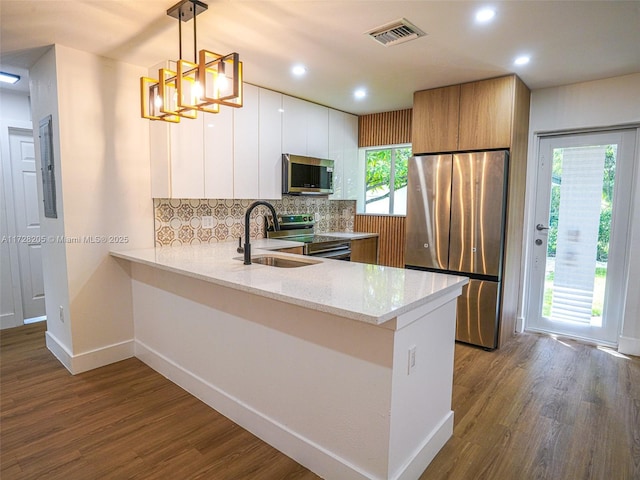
left=198, top=50, right=243, bottom=108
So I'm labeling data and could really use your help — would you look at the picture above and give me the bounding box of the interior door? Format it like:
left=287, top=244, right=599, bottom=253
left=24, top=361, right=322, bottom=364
left=10, top=129, right=45, bottom=321
left=527, top=130, right=635, bottom=345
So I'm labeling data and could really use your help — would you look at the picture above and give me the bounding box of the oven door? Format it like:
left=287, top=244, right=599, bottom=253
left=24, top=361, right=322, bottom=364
left=306, top=240, right=351, bottom=260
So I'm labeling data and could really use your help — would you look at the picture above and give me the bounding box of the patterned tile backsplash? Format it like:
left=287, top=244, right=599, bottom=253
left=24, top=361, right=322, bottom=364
left=154, top=197, right=356, bottom=247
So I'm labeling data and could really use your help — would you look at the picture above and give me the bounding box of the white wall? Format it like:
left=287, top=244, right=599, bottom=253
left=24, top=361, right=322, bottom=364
left=0, top=90, right=32, bottom=328
left=525, top=72, right=640, bottom=355
left=0, top=90, right=31, bottom=122
left=30, top=47, right=73, bottom=357
left=30, top=45, right=155, bottom=372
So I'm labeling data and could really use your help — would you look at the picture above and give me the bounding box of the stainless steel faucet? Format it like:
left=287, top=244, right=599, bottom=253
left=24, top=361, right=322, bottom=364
left=238, top=201, right=280, bottom=265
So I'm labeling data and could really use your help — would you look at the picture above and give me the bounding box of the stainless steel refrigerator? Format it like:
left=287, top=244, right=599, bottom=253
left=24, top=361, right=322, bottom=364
left=405, top=151, right=509, bottom=349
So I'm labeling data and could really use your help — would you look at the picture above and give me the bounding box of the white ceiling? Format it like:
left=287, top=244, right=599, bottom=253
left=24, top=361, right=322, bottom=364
left=1, top=0, right=639, bottom=114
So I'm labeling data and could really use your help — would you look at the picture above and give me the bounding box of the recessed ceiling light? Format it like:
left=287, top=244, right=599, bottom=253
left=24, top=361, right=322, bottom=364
left=0, top=71, right=20, bottom=84
left=475, top=8, right=496, bottom=23
left=514, top=55, right=530, bottom=65
left=354, top=88, right=367, bottom=100
left=291, top=64, right=307, bottom=76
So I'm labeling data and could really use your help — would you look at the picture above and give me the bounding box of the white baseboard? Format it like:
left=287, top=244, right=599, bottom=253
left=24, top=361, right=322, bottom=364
left=393, top=412, right=453, bottom=480
left=618, top=335, right=640, bottom=357
left=135, top=339, right=450, bottom=480
left=45, top=331, right=73, bottom=372
left=46, top=330, right=134, bottom=374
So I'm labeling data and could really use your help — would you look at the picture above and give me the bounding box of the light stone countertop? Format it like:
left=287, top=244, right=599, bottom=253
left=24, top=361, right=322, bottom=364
left=111, top=239, right=467, bottom=326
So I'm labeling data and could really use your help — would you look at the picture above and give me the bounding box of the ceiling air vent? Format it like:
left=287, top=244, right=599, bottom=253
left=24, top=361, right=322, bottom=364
left=365, top=18, right=427, bottom=47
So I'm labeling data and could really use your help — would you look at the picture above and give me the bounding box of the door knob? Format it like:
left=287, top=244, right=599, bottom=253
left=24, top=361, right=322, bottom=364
left=536, top=224, right=549, bottom=231
left=535, top=239, right=543, bottom=245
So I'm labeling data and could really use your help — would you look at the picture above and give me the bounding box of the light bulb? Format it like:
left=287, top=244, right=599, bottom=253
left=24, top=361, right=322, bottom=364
left=193, top=81, right=203, bottom=102
left=216, top=74, right=229, bottom=92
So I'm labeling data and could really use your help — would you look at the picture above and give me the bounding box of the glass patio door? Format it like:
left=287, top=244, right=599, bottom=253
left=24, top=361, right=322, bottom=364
left=527, top=130, right=636, bottom=345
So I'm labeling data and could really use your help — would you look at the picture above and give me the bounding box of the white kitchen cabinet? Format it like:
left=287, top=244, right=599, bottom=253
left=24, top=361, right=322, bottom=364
left=204, top=108, right=234, bottom=199
left=149, top=82, right=353, bottom=201
left=306, top=102, right=329, bottom=158
left=329, top=110, right=359, bottom=200
left=282, top=95, right=329, bottom=158
left=343, top=113, right=359, bottom=200
left=148, top=61, right=203, bottom=199
left=171, top=114, right=205, bottom=198
left=233, top=84, right=259, bottom=199
left=149, top=108, right=206, bottom=199
left=259, top=89, right=283, bottom=200
left=282, top=95, right=308, bottom=156
left=149, top=120, right=171, bottom=198
left=328, top=109, right=345, bottom=199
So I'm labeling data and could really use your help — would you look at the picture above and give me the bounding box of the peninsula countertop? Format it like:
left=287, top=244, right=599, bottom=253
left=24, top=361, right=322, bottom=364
left=111, top=239, right=467, bottom=326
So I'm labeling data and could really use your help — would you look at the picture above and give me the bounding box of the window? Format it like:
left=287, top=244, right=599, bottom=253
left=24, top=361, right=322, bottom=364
left=364, top=145, right=411, bottom=215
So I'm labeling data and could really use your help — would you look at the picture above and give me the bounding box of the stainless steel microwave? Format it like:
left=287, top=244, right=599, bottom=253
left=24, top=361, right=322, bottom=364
left=282, top=154, right=334, bottom=195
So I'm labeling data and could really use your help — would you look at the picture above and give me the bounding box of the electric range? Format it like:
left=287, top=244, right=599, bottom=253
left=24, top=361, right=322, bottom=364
left=266, top=214, right=352, bottom=260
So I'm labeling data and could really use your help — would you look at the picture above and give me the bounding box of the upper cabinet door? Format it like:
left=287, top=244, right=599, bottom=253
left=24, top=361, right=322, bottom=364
left=149, top=120, right=171, bottom=198
left=282, top=95, right=329, bottom=158
left=204, top=108, right=234, bottom=199
left=259, top=89, right=283, bottom=200
left=412, top=85, right=460, bottom=154
left=328, top=109, right=345, bottom=199
left=171, top=114, right=205, bottom=198
left=306, top=102, right=329, bottom=158
left=342, top=113, right=359, bottom=200
left=234, top=84, right=259, bottom=199
left=458, top=76, right=514, bottom=151
left=328, top=110, right=358, bottom=200
left=282, top=96, right=308, bottom=155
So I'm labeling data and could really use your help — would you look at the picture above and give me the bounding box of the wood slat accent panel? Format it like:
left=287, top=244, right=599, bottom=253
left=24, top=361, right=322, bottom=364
left=358, top=109, right=412, bottom=147
left=354, top=214, right=406, bottom=267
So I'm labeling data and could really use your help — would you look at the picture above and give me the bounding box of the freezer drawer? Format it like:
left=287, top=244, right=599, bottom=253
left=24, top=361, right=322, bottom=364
left=405, top=154, right=452, bottom=270
left=456, top=279, right=500, bottom=349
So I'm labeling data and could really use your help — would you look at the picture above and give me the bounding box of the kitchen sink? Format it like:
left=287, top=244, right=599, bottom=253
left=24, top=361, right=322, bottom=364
left=235, top=254, right=321, bottom=268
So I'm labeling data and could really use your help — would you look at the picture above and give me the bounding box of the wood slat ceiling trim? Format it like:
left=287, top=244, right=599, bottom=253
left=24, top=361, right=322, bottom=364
left=358, top=109, right=412, bottom=147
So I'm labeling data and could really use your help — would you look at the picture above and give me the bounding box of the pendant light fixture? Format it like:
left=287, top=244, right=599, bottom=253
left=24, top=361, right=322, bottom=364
left=140, top=0, right=243, bottom=122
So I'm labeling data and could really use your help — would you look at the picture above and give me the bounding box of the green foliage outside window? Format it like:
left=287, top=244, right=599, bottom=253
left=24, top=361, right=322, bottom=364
left=365, top=147, right=411, bottom=212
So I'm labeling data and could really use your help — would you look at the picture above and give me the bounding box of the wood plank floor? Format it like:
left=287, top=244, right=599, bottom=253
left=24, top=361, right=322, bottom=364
left=2, top=323, right=639, bottom=479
